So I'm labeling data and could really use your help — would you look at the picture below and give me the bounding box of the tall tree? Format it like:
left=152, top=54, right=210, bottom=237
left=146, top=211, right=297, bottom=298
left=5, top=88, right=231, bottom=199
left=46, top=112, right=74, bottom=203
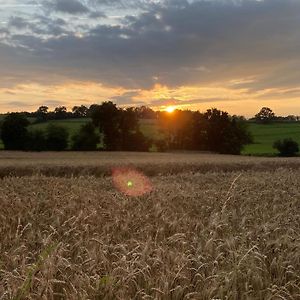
left=72, top=105, right=88, bottom=118
left=35, top=106, right=49, bottom=122
left=134, top=106, right=156, bottom=119
left=71, top=122, right=99, bottom=151
left=90, top=102, right=151, bottom=151
left=204, top=108, right=252, bottom=154
left=255, top=107, right=275, bottom=124
left=90, top=102, right=121, bottom=150
left=54, top=106, right=68, bottom=119
left=158, top=110, right=195, bottom=150
left=1, top=113, right=30, bottom=150
left=158, top=108, right=252, bottom=154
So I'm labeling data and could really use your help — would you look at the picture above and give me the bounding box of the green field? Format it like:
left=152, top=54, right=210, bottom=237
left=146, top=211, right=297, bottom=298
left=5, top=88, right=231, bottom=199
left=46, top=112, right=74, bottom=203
left=243, top=122, right=300, bottom=155
left=30, top=118, right=91, bottom=141
left=1, top=115, right=300, bottom=155
left=139, top=120, right=300, bottom=155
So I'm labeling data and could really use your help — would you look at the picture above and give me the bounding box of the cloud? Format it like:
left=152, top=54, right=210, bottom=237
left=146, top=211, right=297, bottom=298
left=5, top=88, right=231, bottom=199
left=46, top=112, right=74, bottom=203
left=89, top=11, right=106, bottom=19
left=149, top=97, right=229, bottom=108
left=111, top=91, right=144, bottom=105
left=8, top=16, right=30, bottom=29
left=46, top=0, right=90, bottom=14
left=43, top=99, right=67, bottom=107
left=1, top=0, right=300, bottom=113
left=4, top=100, right=33, bottom=108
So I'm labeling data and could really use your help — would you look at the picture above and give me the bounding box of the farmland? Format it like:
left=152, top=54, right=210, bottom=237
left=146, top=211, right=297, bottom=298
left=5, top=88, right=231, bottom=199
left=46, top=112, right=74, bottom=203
left=0, top=152, right=299, bottom=299
left=243, top=122, right=300, bottom=155
left=1, top=115, right=300, bottom=155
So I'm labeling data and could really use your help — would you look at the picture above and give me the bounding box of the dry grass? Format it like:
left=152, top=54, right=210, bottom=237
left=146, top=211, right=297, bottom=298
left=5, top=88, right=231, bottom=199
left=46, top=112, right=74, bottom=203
left=1, top=151, right=300, bottom=178
left=0, top=152, right=300, bottom=299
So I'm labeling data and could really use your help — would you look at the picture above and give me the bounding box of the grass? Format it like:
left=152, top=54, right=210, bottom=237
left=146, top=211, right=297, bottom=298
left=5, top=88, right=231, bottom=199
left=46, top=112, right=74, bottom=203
left=30, top=118, right=91, bottom=136
left=1, top=151, right=300, bottom=178
left=243, top=122, right=300, bottom=155
left=0, top=152, right=299, bottom=299
left=1, top=116, right=300, bottom=155
left=0, top=118, right=155, bottom=151
left=30, top=118, right=92, bottom=147
left=137, top=120, right=300, bottom=156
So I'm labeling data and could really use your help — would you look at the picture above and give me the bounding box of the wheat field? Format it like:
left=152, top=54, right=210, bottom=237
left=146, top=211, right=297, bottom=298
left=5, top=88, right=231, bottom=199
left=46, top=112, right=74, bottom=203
left=0, top=152, right=299, bottom=299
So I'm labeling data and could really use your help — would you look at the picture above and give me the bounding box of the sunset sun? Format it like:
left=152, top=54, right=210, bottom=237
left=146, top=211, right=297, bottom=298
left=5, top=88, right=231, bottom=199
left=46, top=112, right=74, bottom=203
left=166, top=106, right=176, bottom=113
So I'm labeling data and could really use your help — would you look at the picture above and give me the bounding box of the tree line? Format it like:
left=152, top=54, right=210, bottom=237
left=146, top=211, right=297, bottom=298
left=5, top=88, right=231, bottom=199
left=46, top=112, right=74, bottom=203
left=0, top=102, right=254, bottom=154
left=9, top=105, right=299, bottom=125
left=253, top=107, right=300, bottom=124
left=19, top=104, right=157, bottom=122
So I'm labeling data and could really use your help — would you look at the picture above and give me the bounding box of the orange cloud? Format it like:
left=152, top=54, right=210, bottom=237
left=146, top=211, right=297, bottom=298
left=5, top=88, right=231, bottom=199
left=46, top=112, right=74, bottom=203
left=1, top=80, right=300, bottom=117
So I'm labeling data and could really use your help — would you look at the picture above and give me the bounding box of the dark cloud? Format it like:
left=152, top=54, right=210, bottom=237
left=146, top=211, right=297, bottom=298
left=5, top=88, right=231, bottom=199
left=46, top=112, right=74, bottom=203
left=46, top=0, right=90, bottom=14
left=43, top=100, right=67, bottom=106
left=111, top=91, right=145, bottom=105
left=1, top=0, right=300, bottom=97
left=89, top=11, right=106, bottom=19
left=31, top=15, right=70, bottom=36
left=8, top=16, right=30, bottom=29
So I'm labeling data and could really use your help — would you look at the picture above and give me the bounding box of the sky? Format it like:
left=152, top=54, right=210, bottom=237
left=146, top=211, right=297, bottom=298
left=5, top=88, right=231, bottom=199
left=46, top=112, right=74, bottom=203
left=0, top=0, right=300, bottom=116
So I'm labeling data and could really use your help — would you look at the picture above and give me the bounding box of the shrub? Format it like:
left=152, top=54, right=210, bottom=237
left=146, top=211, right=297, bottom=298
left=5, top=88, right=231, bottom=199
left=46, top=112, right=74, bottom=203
left=273, top=138, right=299, bottom=157
left=122, top=131, right=152, bottom=152
left=155, top=139, right=168, bottom=152
left=0, top=113, right=30, bottom=150
left=71, top=123, right=99, bottom=151
left=26, top=130, right=47, bottom=151
left=46, top=124, right=69, bottom=151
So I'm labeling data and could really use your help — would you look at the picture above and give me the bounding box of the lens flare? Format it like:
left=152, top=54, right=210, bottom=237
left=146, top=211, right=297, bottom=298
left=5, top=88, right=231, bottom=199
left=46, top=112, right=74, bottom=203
left=112, top=167, right=152, bottom=197
left=127, top=181, right=133, bottom=187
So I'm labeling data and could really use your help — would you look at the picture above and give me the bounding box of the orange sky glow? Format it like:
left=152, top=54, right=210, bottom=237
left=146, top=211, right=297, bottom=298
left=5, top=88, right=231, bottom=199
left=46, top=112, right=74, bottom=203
left=1, top=0, right=300, bottom=117
left=1, top=81, right=299, bottom=117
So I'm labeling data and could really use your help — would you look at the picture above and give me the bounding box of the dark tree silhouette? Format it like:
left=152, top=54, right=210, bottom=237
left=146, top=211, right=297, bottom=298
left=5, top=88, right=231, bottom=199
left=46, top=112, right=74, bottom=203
left=46, top=124, right=69, bottom=151
left=72, top=105, right=88, bottom=118
left=255, top=107, right=275, bottom=124
left=158, top=108, right=252, bottom=154
left=134, top=106, right=157, bottom=119
left=273, top=138, right=299, bottom=157
left=119, top=108, right=138, bottom=147
left=122, top=130, right=152, bottom=151
left=191, top=111, right=208, bottom=150
left=90, top=102, right=151, bottom=151
left=204, top=108, right=230, bottom=152
left=90, top=101, right=121, bottom=150
left=158, top=110, right=195, bottom=150
left=26, top=129, right=47, bottom=151
left=220, top=117, right=253, bottom=154
left=71, top=122, right=99, bottom=151
left=204, top=108, right=252, bottom=154
left=35, top=106, right=49, bottom=122
left=1, top=113, right=30, bottom=150
left=54, top=106, right=68, bottom=119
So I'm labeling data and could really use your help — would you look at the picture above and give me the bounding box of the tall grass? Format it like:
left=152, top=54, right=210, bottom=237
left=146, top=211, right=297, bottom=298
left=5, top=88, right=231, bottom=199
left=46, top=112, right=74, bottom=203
left=0, top=165, right=299, bottom=299
left=1, top=151, right=300, bottom=178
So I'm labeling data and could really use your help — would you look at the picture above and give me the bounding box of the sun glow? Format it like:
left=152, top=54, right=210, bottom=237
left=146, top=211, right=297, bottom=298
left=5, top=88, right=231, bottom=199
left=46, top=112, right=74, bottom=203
left=166, top=106, right=176, bottom=113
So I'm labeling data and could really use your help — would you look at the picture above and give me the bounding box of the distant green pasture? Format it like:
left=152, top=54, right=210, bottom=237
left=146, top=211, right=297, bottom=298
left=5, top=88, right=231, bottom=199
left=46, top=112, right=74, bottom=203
left=1, top=115, right=300, bottom=155
left=243, top=122, right=300, bottom=155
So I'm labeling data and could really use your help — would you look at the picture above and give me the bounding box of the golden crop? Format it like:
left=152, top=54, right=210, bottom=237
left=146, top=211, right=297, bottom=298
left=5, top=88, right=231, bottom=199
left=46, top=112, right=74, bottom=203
left=0, top=152, right=299, bottom=299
